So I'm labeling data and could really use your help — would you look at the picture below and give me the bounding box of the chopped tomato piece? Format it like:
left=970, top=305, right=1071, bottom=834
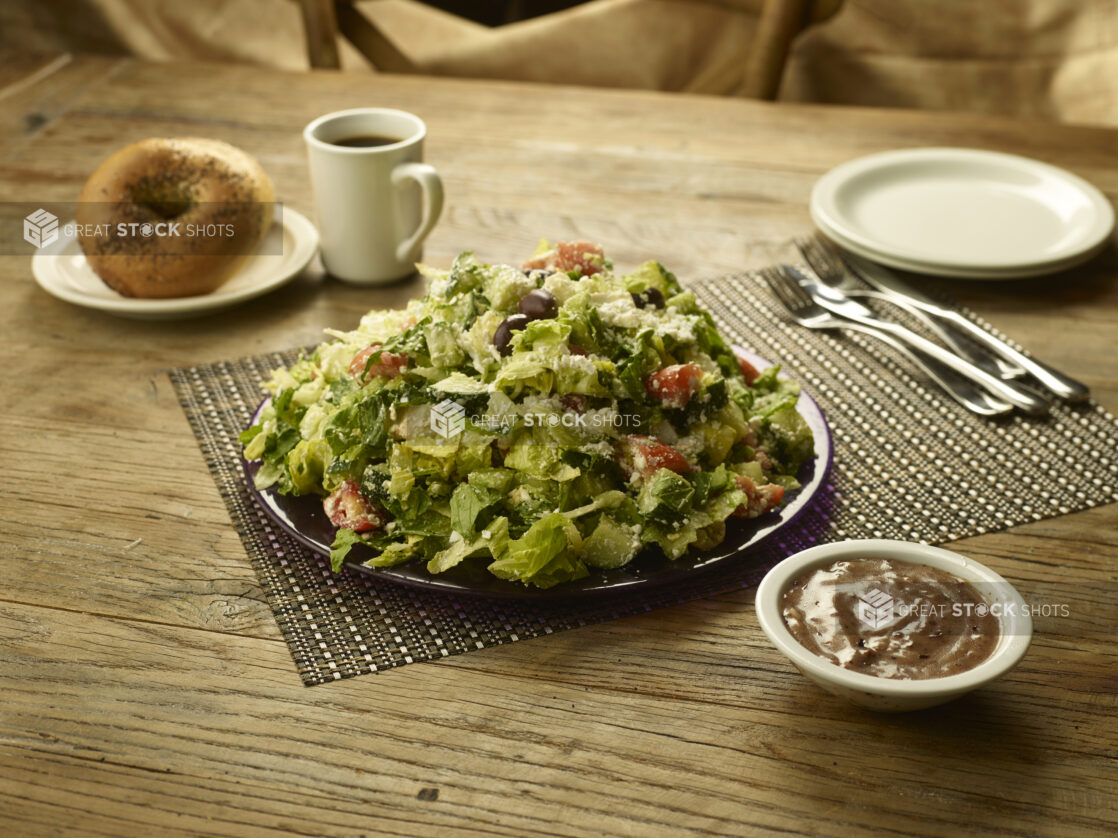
left=644, top=363, right=703, bottom=409
left=555, top=241, right=605, bottom=275
left=323, top=480, right=387, bottom=533
left=736, top=354, right=761, bottom=385
left=349, top=343, right=408, bottom=384
left=522, top=240, right=605, bottom=276
left=731, top=474, right=784, bottom=518
left=618, top=435, right=691, bottom=479
left=560, top=394, right=587, bottom=414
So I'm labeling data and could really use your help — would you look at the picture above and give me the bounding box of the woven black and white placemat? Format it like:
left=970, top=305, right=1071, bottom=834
left=169, top=272, right=1118, bottom=685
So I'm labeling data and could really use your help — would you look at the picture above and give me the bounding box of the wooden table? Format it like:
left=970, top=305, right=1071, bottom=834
left=2, top=52, right=1116, bottom=838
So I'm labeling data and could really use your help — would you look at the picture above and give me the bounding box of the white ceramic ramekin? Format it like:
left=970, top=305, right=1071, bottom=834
left=755, top=539, right=1033, bottom=712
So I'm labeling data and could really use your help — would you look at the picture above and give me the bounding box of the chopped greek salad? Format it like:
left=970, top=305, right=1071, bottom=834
left=241, top=241, right=814, bottom=588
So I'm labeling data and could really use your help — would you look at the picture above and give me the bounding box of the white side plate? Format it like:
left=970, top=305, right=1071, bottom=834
left=811, top=148, right=1114, bottom=278
left=31, top=206, right=319, bottom=319
left=814, top=214, right=1106, bottom=280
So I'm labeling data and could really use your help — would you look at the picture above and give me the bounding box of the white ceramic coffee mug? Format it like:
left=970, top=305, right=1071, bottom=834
left=304, top=108, right=444, bottom=284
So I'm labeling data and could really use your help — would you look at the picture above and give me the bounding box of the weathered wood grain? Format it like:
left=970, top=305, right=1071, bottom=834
left=0, top=51, right=1116, bottom=838
left=2, top=600, right=1116, bottom=838
left=0, top=53, right=126, bottom=150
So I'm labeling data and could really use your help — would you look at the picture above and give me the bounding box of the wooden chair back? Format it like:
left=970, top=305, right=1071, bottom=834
left=296, top=0, right=840, bottom=100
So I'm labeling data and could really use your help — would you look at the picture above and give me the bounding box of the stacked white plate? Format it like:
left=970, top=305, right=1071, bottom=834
left=809, top=148, right=1115, bottom=279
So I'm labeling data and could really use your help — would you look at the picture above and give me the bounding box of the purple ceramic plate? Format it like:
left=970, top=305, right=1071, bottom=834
left=242, top=347, right=833, bottom=599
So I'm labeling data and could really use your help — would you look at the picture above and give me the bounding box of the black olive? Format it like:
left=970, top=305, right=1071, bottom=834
left=631, top=287, right=665, bottom=309
left=518, top=288, right=558, bottom=321
left=493, top=314, right=530, bottom=356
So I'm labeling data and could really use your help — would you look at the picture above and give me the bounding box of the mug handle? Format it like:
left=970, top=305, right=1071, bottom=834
left=391, top=162, right=444, bottom=263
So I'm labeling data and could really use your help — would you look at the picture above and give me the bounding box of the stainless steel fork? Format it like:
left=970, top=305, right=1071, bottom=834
left=760, top=266, right=1014, bottom=417
left=794, top=235, right=1025, bottom=379
left=786, top=264, right=1051, bottom=415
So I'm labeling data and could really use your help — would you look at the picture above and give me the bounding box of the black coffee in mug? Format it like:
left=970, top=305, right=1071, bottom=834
left=304, top=107, right=443, bottom=283
left=331, top=134, right=402, bottom=148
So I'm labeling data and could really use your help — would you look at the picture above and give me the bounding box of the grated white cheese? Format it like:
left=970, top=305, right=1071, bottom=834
left=557, top=353, right=599, bottom=376
left=592, top=291, right=697, bottom=342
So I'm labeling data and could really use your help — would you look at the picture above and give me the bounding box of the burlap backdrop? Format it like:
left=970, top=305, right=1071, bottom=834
left=5, top=0, right=1118, bottom=126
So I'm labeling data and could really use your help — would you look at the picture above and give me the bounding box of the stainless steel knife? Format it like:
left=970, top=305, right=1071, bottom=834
left=839, top=250, right=1090, bottom=403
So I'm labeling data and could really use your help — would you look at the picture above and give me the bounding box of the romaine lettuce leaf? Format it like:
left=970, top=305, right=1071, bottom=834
left=487, top=513, right=572, bottom=585
left=428, top=516, right=509, bottom=574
